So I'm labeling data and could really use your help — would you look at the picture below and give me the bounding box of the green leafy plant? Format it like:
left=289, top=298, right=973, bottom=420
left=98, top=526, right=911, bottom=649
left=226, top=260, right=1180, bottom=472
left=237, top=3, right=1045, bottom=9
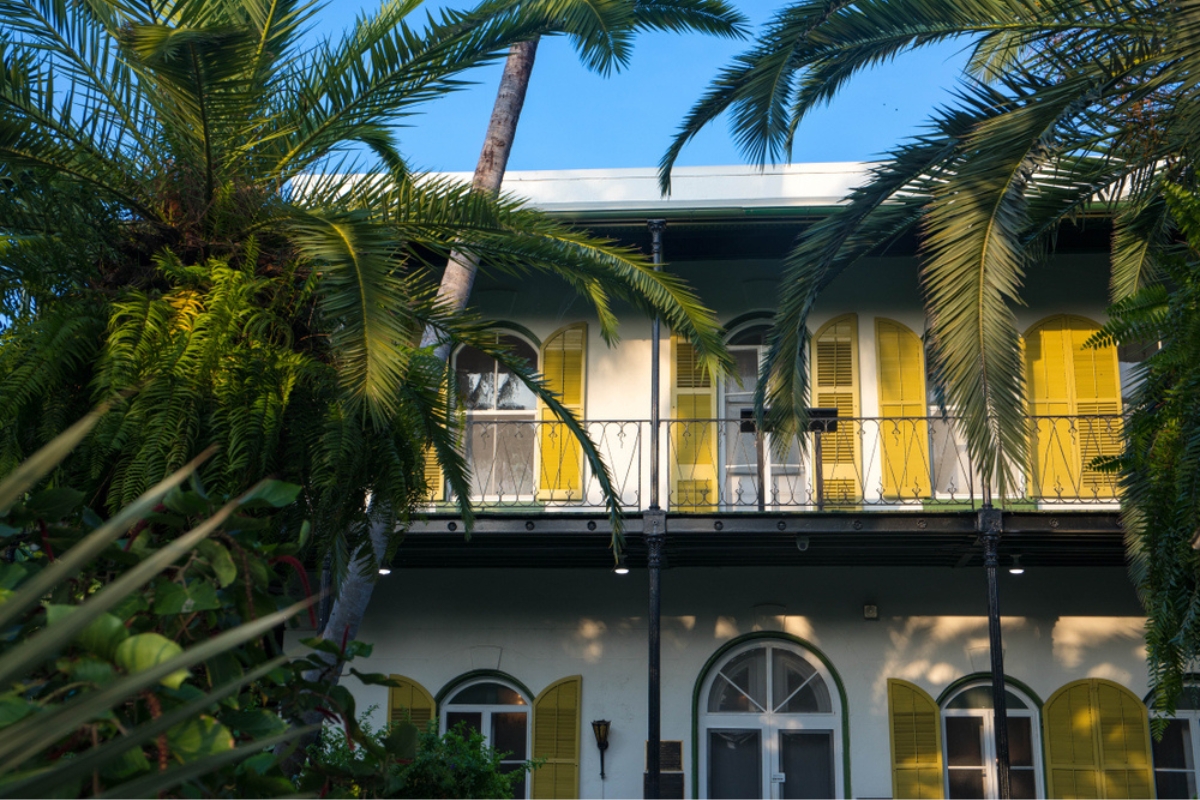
left=300, top=714, right=535, bottom=799
left=0, top=413, right=386, bottom=797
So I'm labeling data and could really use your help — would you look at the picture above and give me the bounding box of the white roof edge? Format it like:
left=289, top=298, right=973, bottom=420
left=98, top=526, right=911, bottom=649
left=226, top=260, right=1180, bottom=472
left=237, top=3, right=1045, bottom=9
left=434, top=162, right=877, bottom=213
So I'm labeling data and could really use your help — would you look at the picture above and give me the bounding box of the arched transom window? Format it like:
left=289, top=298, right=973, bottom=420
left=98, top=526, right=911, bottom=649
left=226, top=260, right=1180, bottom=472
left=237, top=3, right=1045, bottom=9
left=941, top=682, right=1041, bottom=799
left=441, top=679, right=531, bottom=798
left=700, top=640, right=842, bottom=799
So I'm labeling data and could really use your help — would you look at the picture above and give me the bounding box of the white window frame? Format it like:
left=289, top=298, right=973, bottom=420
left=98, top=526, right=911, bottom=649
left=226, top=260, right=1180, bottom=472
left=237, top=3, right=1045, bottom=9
left=940, top=682, right=1044, bottom=800
left=1150, top=687, right=1200, bottom=798
left=451, top=332, right=539, bottom=503
left=698, top=640, right=843, bottom=799
left=440, top=678, right=532, bottom=799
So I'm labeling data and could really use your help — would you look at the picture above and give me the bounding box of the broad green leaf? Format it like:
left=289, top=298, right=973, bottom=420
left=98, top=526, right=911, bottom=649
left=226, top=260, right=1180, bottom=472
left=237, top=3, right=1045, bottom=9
left=24, top=488, right=85, bottom=522
left=99, top=746, right=150, bottom=780
left=222, top=709, right=288, bottom=739
left=114, top=633, right=189, bottom=689
left=153, top=580, right=220, bottom=615
left=166, top=716, right=235, bottom=762
left=0, top=694, right=35, bottom=727
left=163, top=487, right=210, bottom=517
left=197, top=540, right=237, bottom=587
left=0, top=565, right=25, bottom=592
left=64, top=657, right=115, bottom=685
left=237, top=480, right=301, bottom=509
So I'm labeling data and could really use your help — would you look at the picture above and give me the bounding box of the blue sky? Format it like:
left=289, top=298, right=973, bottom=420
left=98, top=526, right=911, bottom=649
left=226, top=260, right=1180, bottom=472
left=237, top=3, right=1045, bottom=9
left=314, top=2, right=971, bottom=172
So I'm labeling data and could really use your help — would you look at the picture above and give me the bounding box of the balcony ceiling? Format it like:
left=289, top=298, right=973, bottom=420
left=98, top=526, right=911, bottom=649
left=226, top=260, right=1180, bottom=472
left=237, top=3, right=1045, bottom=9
left=396, top=511, right=1124, bottom=570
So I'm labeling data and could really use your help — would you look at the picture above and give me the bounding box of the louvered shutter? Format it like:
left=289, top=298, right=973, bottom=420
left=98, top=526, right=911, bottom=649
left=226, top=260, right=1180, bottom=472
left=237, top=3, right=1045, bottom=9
left=1043, top=679, right=1152, bottom=799
left=388, top=675, right=435, bottom=730
left=888, top=679, right=944, bottom=799
left=1025, top=316, right=1123, bottom=500
left=671, top=336, right=717, bottom=510
left=876, top=319, right=931, bottom=499
left=539, top=324, right=587, bottom=500
left=1069, top=320, right=1123, bottom=499
left=422, top=447, right=445, bottom=502
left=532, top=675, right=581, bottom=799
left=813, top=315, right=861, bottom=504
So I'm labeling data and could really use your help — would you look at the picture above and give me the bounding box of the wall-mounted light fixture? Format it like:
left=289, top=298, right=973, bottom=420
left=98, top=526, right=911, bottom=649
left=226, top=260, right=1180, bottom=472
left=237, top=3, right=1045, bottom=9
left=612, top=553, right=629, bottom=575
left=591, top=719, right=611, bottom=779
left=1009, top=555, right=1025, bottom=575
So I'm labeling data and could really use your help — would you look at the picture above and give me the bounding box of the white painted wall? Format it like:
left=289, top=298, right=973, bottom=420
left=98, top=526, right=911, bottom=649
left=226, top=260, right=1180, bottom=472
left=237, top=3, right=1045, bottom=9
left=349, top=565, right=1144, bottom=799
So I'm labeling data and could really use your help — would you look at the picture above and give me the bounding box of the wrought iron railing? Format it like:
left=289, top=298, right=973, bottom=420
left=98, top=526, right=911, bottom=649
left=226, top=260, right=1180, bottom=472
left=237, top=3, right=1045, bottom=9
left=427, top=415, right=1124, bottom=512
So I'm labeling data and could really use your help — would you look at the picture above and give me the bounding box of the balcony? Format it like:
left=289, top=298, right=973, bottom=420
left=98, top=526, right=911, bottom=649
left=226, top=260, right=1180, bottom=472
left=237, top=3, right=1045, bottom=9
left=427, top=415, right=1124, bottom=514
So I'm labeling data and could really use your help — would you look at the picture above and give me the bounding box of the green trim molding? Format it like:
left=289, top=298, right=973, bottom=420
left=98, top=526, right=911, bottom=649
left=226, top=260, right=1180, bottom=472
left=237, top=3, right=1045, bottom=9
left=936, top=672, right=1045, bottom=708
left=435, top=669, right=536, bottom=708
left=690, top=632, right=852, bottom=799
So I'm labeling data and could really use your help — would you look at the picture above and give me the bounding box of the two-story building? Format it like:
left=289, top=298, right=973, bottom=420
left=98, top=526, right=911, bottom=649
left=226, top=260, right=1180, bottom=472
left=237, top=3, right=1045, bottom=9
left=343, top=164, right=1187, bottom=800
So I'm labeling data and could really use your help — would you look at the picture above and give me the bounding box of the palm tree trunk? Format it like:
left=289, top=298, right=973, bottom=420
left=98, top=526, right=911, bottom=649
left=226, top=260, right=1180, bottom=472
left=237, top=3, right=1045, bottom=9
left=421, top=37, right=541, bottom=360
left=281, top=41, right=543, bottom=778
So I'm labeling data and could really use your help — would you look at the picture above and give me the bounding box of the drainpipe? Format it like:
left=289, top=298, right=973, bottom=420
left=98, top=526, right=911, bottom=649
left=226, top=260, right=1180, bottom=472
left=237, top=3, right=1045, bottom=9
left=645, top=219, right=667, bottom=800
left=979, top=502, right=1011, bottom=799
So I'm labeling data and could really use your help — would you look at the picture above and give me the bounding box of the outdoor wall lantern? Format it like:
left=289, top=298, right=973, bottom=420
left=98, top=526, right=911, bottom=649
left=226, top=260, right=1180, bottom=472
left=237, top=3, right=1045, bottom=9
left=1009, top=555, right=1025, bottom=575
left=612, top=553, right=629, bottom=575
left=591, top=719, right=611, bottom=779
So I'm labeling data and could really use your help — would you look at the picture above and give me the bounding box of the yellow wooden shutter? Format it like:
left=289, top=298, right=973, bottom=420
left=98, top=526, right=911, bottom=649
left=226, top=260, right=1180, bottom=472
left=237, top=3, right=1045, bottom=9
left=532, top=675, right=581, bottom=799
left=422, top=446, right=445, bottom=502
left=888, top=679, right=944, bottom=799
left=1043, top=679, right=1152, bottom=799
left=388, top=675, right=436, bottom=730
left=671, top=335, right=717, bottom=510
left=876, top=319, right=931, bottom=499
left=1025, top=316, right=1123, bottom=500
left=539, top=324, right=587, bottom=500
left=813, top=314, right=861, bottom=504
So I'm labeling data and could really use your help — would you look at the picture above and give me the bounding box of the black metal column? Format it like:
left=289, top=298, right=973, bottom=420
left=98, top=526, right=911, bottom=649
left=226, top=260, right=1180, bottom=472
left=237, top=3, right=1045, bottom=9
left=980, top=505, right=1012, bottom=799
left=645, top=219, right=667, bottom=800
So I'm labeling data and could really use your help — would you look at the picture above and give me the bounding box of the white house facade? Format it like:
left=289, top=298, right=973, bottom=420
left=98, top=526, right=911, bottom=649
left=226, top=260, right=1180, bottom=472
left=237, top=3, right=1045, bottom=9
left=340, top=165, right=1180, bottom=800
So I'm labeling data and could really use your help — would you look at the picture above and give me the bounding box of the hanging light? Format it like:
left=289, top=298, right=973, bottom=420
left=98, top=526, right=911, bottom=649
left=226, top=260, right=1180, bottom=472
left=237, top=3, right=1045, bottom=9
left=378, top=567, right=392, bottom=576
left=1009, top=555, right=1025, bottom=575
left=612, top=553, right=629, bottom=575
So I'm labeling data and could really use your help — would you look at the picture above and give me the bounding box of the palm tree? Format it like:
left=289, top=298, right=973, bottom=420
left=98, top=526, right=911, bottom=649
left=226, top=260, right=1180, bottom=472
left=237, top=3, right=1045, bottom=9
left=657, top=0, right=1200, bottom=492
left=0, top=0, right=730, bottom=755
left=425, top=0, right=748, bottom=355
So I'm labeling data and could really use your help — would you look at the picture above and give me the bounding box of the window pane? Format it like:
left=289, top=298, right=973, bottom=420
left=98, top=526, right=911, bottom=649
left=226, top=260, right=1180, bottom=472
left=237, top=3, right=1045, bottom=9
left=456, top=346, right=498, bottom=410
left=447, top=711, right=482, bottom=735
left=710, top=649, right=767, bottom=712
left=780, top=731, right=834, bottom=799
left=708, top=729, right=761, bottom=799
left=1155, top=769, right=1198, bottom=800
left=773, top=650, right=831, bottom=713
left=1011, top=767, right=1038, bottom=799
left=449, top=682, right=526, bottom=706
left=728, top=326, right=768, bottom=347
left=948, top=769, right=986, bottom=800
left=945, top=717, right=984, bottom=766
left=492, top=712, right=527, bottom=760
left=1008, top=717, right=1035, bottom=767
left=709, top=675, right=756, bottom=713
left=1179, top=687, right=1200, bottom=710
left=496, top=335, right=537, bottom=411
left=1153, top=719, right=1194, bottom=770
left=499, top=762, right=527, bottom=800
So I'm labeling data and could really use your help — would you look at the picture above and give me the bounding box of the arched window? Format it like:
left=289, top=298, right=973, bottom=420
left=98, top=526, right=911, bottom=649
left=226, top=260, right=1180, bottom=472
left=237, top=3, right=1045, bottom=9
left=453, top=333, right=539, bottom=500
left=441, top=679, right=531, bottom=798
left=1152, top=685, right=1200, bottom=798
left=940, top=682, right=1042, bottom=799
left=698, top=640, right=843, bottom=799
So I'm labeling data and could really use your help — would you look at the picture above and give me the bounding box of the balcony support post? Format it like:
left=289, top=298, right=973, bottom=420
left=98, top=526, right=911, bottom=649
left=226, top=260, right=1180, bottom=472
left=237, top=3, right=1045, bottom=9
left=645, top=219, right=667, bottom=800
left=979, top=504, right=1012, bottom=799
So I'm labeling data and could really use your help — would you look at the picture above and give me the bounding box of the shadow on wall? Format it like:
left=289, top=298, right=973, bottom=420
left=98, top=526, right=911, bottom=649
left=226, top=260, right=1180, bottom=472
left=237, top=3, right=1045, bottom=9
left=873, top=616, right=1033, bottom=706
left=1051, top=616, right=1146, bottom=686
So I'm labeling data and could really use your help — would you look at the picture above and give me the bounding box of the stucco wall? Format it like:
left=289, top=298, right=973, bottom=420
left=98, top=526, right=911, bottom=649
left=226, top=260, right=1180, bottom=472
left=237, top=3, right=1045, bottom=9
left=348, top=564, right=1144, bottom=799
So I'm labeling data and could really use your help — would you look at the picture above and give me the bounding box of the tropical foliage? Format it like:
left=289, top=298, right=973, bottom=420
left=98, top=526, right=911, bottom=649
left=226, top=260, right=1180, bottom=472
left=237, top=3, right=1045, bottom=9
left=0, top=0, right=728, bottom=572
left=302, top=715, right=533, bottom=799
left=0, top=411, right=388, bottom=797
left=659, top=0, right=1199, bottom=487
left=1095, top=185, right=1200, bottom=716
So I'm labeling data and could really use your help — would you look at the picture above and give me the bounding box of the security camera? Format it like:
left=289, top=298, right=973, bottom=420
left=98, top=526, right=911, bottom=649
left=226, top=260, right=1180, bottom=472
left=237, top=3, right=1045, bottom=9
left=795, top=535, right=810, bottom=552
